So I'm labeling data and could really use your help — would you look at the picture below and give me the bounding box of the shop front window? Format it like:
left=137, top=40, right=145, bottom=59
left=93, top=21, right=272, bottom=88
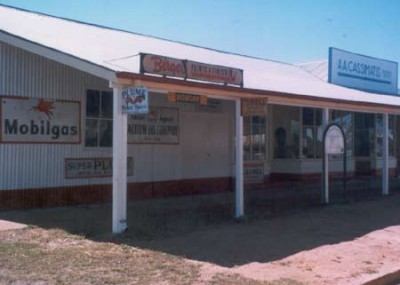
left=354, top=112, right=375, bottom=157
left=302, top=108, right=322, bottom=159
left=244, top=116, right=266, bottom=161
left=272, top=105, right=300, bottom=159
left=376, top=114, right=395, bottom=157
left=85, top=89, right=113, bottom=147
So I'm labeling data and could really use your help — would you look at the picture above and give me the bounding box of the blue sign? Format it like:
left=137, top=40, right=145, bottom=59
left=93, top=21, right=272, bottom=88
left=328, top=48, right=398, bottom=95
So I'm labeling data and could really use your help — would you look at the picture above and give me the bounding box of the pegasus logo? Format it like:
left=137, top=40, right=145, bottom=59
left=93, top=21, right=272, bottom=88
left=29, top=99, right=55, bottom=120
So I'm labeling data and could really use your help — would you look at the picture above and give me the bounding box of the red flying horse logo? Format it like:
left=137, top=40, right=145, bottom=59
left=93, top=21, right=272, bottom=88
left=125, top=94, right=145, bottom=106
left=29, top=99, right=55, bottom=120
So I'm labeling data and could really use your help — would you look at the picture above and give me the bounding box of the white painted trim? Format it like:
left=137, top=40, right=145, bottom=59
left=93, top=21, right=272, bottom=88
left=382, top=113, right=389, bottom=195
left=235, top=99, right=244, bottom=218
left=322, top=108, right=330, bottom=204
left=112, top=83, right=128, bottom=233
left=0, top=30, right=117, bottom=81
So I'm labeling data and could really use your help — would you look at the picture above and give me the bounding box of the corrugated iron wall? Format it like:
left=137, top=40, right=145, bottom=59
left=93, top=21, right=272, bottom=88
left=0, top=42, right=235, bottom=194
left=0, top=42, right=113, bottom=190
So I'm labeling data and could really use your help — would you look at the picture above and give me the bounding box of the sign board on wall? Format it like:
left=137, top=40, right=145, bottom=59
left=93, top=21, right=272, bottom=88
left=65, top=157, right=134, bottom=179
left=127, top=107, right=179, bottom=144
left=244, top=162, right=264, bottom=184
left=241, top=98, right=268, bottom=116
left=122, top=87, right=149, bottom=114
left=0, top=97, right=80, bottom=143
left=168, top=92, right=208, bottom=105
left=328, top=47, right=398, bottom=95
left=140, top=53, right=244, bottom=86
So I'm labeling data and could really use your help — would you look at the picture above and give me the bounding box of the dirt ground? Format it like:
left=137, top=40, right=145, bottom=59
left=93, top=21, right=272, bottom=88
left=1, top=186, right=400, bottom=284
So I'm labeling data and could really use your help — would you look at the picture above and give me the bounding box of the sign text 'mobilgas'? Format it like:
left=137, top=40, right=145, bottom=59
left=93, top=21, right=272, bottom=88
left=4, top=119, right=78, bottom=139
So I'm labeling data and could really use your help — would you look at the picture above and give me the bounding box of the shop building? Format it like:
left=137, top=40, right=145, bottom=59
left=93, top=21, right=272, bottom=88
left=0, top=5, right=399, bottom=232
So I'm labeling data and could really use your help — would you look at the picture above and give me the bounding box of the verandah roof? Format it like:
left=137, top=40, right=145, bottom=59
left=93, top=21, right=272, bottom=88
left=1, top=4, right=400, bottom=110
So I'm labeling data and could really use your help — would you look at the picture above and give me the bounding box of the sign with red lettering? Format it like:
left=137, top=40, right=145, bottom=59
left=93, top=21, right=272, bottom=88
left=186, top=60, right=243, bottom=86
left=140, top=53, right=243, bottom=86
left=0, top=96, right=80, bottom=144
left=141, top=53, right=186, bottom=78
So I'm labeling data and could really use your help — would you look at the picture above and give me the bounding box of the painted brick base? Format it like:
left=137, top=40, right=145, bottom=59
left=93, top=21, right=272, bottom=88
left=0, top=177, right=234, bottom=210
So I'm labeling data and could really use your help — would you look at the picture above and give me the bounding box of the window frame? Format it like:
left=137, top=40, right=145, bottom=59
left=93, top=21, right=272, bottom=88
left=84, top=89, right=113, bottom=149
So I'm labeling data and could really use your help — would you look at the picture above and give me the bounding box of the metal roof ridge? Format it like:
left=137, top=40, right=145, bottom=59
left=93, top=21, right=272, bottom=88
left=0, top=4, right=296, bottom=68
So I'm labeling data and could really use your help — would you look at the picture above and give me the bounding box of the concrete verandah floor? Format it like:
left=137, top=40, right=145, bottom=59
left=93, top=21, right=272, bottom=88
left=0, top=177, right=398, bottom=239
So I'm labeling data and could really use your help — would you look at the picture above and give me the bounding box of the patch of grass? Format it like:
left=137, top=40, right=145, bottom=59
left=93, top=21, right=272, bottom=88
left=0, top=228, right=200, bottom=285
left=0, top=227, right=308, bottom=285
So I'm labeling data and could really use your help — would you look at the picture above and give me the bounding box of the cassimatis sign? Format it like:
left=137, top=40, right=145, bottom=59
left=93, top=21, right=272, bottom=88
left=140, top=53, right=243, bottom=86
left=0, top=97, right=81, bottom=143
left=328, top=47, right=398, bottom=95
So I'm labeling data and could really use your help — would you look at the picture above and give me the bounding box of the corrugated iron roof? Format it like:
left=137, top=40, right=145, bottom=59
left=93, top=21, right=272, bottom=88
left=1, top=4, right=400, bottom=107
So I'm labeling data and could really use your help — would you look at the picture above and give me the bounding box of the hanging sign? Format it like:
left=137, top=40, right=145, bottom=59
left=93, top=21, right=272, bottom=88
left=241, top=98, right=268, bottom=116
left=122, top=87, right=149, bottom=114
left=325, top=125, right=344, bottom=154
left=168, top=92, right=208, bottom=105
left=0, top=97, right=80, bottom=143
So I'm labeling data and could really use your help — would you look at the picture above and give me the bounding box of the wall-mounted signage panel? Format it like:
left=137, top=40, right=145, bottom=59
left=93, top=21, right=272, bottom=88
left=140, top=53, right=243, bottom=86
left=1, top=97, right=80, bottom=143
left=328, top=48, right=398, bottom=95
left=127, top=106, right=179, bottom=144
left=244, top=162, right=264, bottom=184
left=65, top=157, right=134, bottom=179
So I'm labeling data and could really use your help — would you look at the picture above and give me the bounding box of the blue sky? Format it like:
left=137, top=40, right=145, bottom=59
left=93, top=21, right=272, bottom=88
left=0, top=0, right=399, bottom=70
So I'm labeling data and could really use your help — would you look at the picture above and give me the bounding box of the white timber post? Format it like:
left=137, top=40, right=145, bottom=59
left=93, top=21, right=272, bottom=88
left=322, top=108, right=330, bottom=204
left=382, top=113, right=389, bottom=195
left=111, top=82, right=128, bottom=233
left=235, top=99, right=244, bottom=218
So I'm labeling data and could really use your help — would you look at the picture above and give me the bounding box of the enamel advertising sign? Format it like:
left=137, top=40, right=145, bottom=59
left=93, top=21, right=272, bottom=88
left=65, top=157, right=134, bottom=179
left=127, top=107, right=179, bottom=144
left=122, top=87, right=149, bottom=114
left=140, top=53, right=244, bottom=86
left=0, top=97, right=80, bottom=143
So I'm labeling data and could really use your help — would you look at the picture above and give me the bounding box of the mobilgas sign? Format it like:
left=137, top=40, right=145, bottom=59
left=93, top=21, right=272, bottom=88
left=1, top=97, right=80, bottom=143
left=140, top=53, right=243, bottom=86
left=328, top=48, right=398, bottom=95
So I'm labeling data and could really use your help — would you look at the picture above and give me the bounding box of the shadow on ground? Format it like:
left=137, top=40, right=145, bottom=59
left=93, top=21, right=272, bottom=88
left=1, top=179, right=400, bottom=268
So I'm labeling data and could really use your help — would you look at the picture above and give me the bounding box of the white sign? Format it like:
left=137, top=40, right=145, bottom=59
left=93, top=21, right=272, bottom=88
left=329, top=47, right=398, bottom=95
left=1, top=97, right=80, bottom=143
left=122, top=87, right=149, bottom=114
left=325, top=125, right=344, bottom=155
left=127, top=107, right=179, bottom=144
left=65, top=157, right=134, bottom=179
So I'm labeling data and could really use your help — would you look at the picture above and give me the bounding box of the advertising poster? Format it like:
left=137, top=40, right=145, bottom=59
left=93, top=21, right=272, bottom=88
left=1, top=97, right=80, bottom=143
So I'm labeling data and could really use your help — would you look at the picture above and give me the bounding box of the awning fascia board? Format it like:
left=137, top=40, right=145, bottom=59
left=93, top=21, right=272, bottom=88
left=116, top=72, right=400, bottom=114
